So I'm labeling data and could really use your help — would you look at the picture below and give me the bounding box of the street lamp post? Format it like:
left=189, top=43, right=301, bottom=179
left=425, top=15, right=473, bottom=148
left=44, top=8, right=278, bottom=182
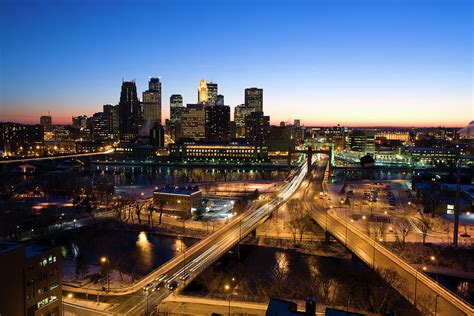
left=144, top=288, right=149, bottom=315
left=224, top=284, right=231, bottom=315
left=430, top=256, right=439, bottom=283
left=372, top=238, right=381, bottom=269
left=414, top=266, right=427, bottom=306
left=100, top=257, right=110, bottom=291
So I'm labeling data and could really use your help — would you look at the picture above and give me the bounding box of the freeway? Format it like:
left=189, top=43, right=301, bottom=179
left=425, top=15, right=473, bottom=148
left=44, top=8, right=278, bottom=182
left=305, top=163, right=474, bottom=316
left=0, top=149, right=114, bottom=164
left=64, top=156, right=314, bottom=315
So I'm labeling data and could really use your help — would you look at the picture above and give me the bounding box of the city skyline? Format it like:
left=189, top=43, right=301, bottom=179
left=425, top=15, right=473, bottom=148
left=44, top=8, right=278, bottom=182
left=1, top=0, right=472, bottom=127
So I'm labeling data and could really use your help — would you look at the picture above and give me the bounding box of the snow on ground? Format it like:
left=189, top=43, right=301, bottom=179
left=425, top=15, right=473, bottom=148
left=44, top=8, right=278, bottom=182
left=62, top=260, right=134, bottom=290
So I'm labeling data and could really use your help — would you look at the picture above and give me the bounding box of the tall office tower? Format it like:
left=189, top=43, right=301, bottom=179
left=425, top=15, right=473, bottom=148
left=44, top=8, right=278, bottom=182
left=142, top=77, right=162, bottom=135
left=118, top=80, right=141, bottom=139
left=206, top=82, right=218, bottom=106
left=244, top=87, right=263, bottom=112
left=103, top=104, right=119, bottom=134
left=91, top=112, right=113, bottom=139
left=205, top=105, right=230, bottom=141
left=170, top=94, right=184, bottom=124
left=40, top=115, right=52, bottom=132
left=245, top=111, right=270, bottom=146
left=234, top=104, right=253, bottom=128
left=180, top=104, right=206, bottom=140
left=293, top=119, right=301, bottom=128
left=198, top=79, right=208, bottom=105
left=216, top=94, right=224, bottom=106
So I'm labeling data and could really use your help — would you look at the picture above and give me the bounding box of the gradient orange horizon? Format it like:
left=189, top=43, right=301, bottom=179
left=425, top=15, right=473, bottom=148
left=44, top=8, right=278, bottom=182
left=1, top=112, right=468, bottom=129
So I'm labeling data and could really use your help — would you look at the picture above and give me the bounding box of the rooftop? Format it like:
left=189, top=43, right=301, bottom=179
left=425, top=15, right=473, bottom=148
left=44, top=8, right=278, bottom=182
left=0, top=242, right=22, bottom=255
left=154, top=186, right=200, bottom=196
left=0, top=242, right=53, bottom=258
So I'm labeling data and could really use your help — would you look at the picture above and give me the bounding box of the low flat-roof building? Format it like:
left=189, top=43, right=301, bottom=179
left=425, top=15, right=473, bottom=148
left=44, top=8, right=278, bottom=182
left=407, top=147, right=458, bottom=165
left=169, top=140, right=268, bottom=162
left=0, top=243, right=62, bottom=316
left=153, top=187, right=202, bottom=216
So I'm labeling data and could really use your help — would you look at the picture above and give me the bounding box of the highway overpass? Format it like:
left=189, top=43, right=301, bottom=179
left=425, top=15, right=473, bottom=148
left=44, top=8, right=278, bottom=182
left=0, top=149, right=114, bottom=165
left=63, top=156, right=315, bottom=315
left=307, top=165, right=474, bottom=316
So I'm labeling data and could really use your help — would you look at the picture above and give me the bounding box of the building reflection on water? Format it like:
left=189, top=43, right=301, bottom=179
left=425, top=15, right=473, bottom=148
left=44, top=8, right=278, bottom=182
left=136, top=231, right=153, bottom=269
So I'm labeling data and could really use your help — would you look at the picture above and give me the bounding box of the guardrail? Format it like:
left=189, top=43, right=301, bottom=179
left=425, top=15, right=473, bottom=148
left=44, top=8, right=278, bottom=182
left=64, top=161, right=310, bottom=298
left=314, top=165, right=474, bottom=316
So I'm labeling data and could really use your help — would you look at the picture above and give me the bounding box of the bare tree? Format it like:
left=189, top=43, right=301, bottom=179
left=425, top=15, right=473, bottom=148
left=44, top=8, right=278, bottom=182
left=146, top=203, right=154, bottom=227
left=375, top=220, right=390, bottom=241
left=418, top=182, right=442, bottom=217
left=418, top=214, right=432, bottom=244
left=268, top=253, right=290, bottom=298
left=394, top=217, right=413, bottom=245
left=364, top=219, right=374, bottom=237
left=156, top=200, right=165, bottom=225
left=285, top=203, right=300, bottom=244
left=365, top=268, right=406, bottom=313
left=133, top=200, right=146, bottom=225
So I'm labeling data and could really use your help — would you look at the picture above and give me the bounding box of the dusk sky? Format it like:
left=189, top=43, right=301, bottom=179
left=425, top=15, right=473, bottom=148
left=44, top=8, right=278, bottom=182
left=0, top=0, right=472, bottom=127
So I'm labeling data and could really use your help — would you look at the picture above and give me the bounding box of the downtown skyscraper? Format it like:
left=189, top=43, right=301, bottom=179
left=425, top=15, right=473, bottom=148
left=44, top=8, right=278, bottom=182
left=205, top=104, right=230, bottom=141
left=170, top=94, right=183, bottom=124
left=142, top=77, right=162, bottom=135
left=118, top=80, right=141, bottom=139
left=206, top=82, right=218, bottom=106
left=245, top=87, right=263, bottom=112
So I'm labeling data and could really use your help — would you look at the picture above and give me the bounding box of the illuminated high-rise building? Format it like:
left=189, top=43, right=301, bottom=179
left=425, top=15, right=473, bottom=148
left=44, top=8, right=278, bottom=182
left=198, top=79, right=208, bottom=104
left=245, top=111, right=270, bottom=146
left=170, top=94, right=184, bottom=124
left=142, top=77, right=162, bottom=129
left=118, top=80, right=141, bottom=139
left=206, top=82, right=218, bottom=106
left=180, top=104, right=206, bottom=140
left=91, top=111, right=113, bottom=139
left=244, top=87, right=263, bottom=112
left=234, top=104, right=253, bottom=128
left=205, top=105, right=230, bottom=141
left=40, top=115, right=52, bottom=132
left=103, top=104, right=119, bottom=134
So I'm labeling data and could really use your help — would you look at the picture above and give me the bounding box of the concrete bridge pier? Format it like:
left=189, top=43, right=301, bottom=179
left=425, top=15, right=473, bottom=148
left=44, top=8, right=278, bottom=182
left=306, top=146, right=312, bottom=177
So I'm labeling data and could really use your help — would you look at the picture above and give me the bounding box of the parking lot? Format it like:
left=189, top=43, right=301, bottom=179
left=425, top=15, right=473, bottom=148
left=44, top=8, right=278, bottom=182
left=327, top=180, right=415, bottom=221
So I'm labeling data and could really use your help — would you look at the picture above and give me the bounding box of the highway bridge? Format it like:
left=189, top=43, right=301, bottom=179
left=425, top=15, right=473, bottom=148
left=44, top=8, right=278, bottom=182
left=307, top=164, right=474, bottom=316
left=63, top=152, right=474, bottom=315
left=0, top=149, right=114, bottom=165
left=63, top=155, right=314, bottom=315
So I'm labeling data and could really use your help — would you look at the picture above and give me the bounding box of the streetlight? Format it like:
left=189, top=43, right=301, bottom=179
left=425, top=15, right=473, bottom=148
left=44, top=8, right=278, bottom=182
left=224, top=284, right=231, bottom=315
left=430, top=256, right=439, bottom=283
left=143, top=287, right=150, bottom=315
left=100, top=256, right=110, bottom=291
left=73, top=219, right=77, bottom=228
left=414, top=266, right=427, bottom=306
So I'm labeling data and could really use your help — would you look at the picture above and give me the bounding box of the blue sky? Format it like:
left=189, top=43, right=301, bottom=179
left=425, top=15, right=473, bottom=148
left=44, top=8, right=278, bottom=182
left=0, top=0, right=472, bottom=126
